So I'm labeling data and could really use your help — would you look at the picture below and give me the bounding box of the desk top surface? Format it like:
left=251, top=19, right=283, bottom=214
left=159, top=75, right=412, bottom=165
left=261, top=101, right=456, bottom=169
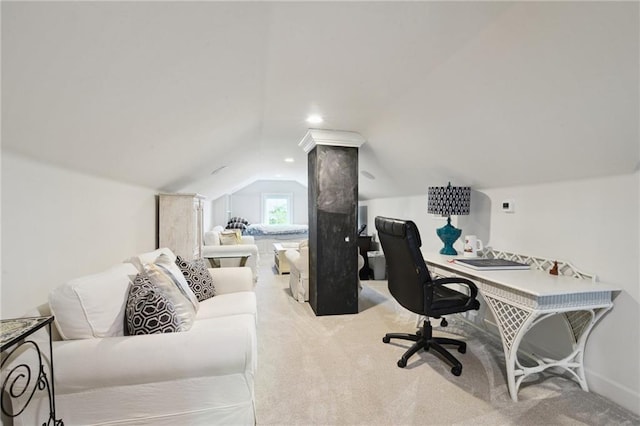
left=423, top=252, right=620, bottom=297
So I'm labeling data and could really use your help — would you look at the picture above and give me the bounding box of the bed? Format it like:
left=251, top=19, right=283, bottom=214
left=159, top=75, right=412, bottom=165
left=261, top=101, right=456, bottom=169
left=244, top=224, right=308, bottom=237
left=242, top=224, right=308, bottom=254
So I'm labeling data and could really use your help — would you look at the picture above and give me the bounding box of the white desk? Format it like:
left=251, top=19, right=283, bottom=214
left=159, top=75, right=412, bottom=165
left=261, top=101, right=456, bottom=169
left=423, top=251, right=619, bottom=401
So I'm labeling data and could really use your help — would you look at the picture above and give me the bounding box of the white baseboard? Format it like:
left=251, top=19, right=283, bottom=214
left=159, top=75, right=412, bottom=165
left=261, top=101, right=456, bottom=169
left=586, top=368, right=640, bottom=416
left=458, top=316, right=639, bottom=415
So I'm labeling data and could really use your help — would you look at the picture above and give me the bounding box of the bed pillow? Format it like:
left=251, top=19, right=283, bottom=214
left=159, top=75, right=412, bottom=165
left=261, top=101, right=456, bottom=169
left=219, top=229, right=241, bottom=245
left=175, top=256, right=216, bottom=301
left=226, top=222, right=248, bottom=231
left=226, top=217, right=249, bottom=231
left=125, top=273, right=187, bottom=335
left=228, top=217, right=250, bottom=226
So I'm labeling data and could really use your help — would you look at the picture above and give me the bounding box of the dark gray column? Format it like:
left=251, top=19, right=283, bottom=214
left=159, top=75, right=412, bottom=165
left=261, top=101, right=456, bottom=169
left=300, top=130, right=365, bottom=316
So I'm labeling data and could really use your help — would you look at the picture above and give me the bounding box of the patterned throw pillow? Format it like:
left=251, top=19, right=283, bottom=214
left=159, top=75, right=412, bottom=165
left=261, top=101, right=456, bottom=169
left=226, top=217, right=249, bottom=232
left=139, top=260, right=197, bottom=330
left=175, top=256, right=216, bottom=301
left=226, top=221, right=247, bottom=231
left=228, top=217, right=250, bottom=226
left=125, top=273, right=189, bottom=335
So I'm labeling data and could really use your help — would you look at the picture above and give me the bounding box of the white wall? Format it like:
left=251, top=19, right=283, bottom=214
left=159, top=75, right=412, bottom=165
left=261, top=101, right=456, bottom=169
left=362, top=172, right=640, bottom=415
left=209, top=180, right=307, bottom=228
left=1, top=152, right=157, bottom=318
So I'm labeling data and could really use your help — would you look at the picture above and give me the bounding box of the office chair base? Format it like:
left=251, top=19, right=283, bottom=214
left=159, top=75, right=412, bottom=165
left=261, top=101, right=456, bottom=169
left=383, top=320, right=466, bottom=376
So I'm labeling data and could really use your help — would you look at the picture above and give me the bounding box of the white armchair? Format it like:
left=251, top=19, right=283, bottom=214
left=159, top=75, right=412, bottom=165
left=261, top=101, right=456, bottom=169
left=285, top=240, right=365, bottom=303
left=203, top=226, right=259, bottom=282
left=286, top=241, right=309, bottom=302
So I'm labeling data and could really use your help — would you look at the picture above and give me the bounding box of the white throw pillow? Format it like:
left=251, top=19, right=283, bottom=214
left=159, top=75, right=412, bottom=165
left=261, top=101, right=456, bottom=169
left=126, top=247, right=177, bottom=269
left=150, top=253, right=200, bottom=311
left=49, top=263, right=139, bottom=340
left=219, top=230, right=241, bottom=245
left=129, top=249, right=200, bottom=313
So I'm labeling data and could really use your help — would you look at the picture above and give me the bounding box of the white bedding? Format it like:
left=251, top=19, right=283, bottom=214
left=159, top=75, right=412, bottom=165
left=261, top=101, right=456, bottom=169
left=244, top=224, right=308, bottom=236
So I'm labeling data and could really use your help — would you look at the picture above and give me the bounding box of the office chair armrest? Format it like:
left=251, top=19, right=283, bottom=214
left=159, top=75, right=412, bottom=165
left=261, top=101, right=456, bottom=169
left=431, top=276, right=479, bottom=308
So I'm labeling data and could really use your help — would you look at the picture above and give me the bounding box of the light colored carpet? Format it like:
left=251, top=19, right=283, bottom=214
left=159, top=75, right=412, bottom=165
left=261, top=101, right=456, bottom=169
left=252, top=254, right=639, bottom=425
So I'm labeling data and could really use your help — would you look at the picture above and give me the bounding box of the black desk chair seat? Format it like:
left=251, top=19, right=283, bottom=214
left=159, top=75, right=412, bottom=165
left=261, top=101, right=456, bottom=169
left=375, top=216, right=480, bottom=376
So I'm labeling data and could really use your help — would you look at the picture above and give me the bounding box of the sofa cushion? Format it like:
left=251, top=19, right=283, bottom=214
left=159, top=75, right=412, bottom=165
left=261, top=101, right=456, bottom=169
left=175, top=255, right=216, bottom=302
left=125, top=273, right=188, bottom=335
left=196, top=291, right=257, bottom=322
left=52, top=314, right=257, bottom=393
left=49, top=263, right=139, bottom=340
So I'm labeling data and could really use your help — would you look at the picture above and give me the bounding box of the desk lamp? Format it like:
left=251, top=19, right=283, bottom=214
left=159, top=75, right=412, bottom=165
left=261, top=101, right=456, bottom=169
left=427, top=182, right=470, bottom=255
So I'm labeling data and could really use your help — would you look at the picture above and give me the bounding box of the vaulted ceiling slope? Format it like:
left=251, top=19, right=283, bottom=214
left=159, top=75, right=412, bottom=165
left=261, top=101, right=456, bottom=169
left=2, top=2, right=638, bottom=201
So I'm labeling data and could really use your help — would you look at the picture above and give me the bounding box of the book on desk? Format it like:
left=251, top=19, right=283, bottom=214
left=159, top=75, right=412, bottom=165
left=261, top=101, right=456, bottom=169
left=454, top=258, right=530, bottom=271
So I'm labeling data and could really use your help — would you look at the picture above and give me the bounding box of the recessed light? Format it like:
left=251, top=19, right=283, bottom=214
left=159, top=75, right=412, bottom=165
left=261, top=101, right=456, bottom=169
left=284, top=158, right=294, bottom=163
left=306, top=115, right=323, bottom=124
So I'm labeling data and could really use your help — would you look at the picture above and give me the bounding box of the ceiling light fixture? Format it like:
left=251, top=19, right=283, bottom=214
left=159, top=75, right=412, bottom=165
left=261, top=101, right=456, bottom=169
left=306, top=114, right=323, bottom=124
left=284, top=158, right=294, bottom=163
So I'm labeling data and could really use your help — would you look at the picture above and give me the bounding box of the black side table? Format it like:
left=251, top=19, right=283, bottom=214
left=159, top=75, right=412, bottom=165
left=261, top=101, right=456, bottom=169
left=1, top=316, right=64, bottom=425
left=357, top=235, right=373, bottom=280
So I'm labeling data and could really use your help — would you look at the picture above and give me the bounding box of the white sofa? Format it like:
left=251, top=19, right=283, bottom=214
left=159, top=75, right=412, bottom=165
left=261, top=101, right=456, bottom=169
left=15, top=248, right=257, bottom=426
left=203, top=226, right=259, bottom=282
left=285, top=241, right=365, bottom=303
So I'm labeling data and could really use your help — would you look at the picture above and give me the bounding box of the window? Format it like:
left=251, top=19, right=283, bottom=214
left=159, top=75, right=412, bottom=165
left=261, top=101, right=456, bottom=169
left=262, top=193, right=293, bottom=224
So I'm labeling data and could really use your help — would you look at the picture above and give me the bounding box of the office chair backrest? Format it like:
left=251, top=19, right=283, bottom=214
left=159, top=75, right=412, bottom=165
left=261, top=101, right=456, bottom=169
left=375, top=216, right=433, bottom=315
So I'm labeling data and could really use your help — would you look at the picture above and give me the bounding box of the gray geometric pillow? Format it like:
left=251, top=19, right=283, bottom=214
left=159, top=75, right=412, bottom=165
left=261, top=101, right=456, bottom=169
left=125, top=273, right=188, bottom=335
left=175, top=256, right=216, bottom=302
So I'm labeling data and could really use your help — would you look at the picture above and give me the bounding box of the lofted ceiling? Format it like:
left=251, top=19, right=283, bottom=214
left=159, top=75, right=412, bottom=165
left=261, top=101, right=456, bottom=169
left=2, top=2, right=638, bottom=201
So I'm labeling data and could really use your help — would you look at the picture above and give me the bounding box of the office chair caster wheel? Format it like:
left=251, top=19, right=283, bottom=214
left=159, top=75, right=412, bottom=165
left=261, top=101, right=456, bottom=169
left=397, top=359, right=407, bottom=368
left=383, top=336, right=390, bottom=343
left=458, top=344, right=466, bottom=354
left=440, top=318, right=448, bottom=327
left=451, top=365, right=462, bottom=376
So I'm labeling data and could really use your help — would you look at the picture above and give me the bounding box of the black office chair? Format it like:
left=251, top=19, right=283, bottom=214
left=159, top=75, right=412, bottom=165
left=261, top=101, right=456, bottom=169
left=375, top=216, right=480, bottom=376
